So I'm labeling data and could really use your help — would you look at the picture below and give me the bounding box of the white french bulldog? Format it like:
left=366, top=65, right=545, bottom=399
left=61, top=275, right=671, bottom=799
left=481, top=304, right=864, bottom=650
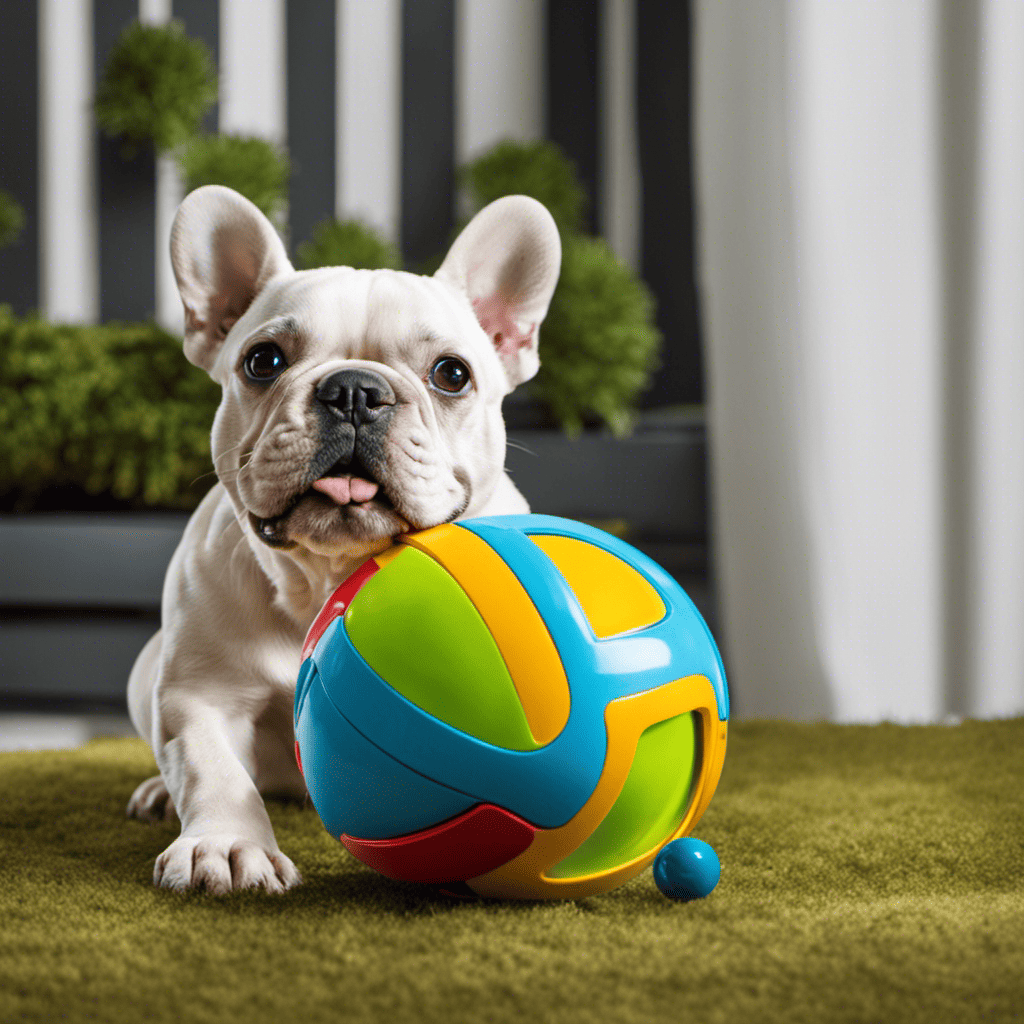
left=126, top=185, right=561, bottom=893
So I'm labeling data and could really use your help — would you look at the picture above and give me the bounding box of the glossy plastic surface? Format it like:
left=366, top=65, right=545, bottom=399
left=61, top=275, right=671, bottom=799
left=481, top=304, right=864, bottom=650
left=547, top=711, right=696, bottom=879
left=295, top=513, right=730, bottom=899
left=400, top=523, right=570, bottom=745
left=345, top=545, right=540, bottom=751
left=340, top=803, right=536, bottom=884
left=467, top=673, right=723, bottom=899
left=462, top=515, right=729, bottom=721
left=529, top=533, right=666, bottom=639
left=295, top=661, right=477, bottom=839
left=653, top=837, right=721, bottom=900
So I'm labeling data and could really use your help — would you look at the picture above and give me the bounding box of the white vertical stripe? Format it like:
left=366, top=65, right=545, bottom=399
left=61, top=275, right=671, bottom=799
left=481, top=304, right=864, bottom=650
left=39, top=0, right=97, bottom=324
left=455, top=0, right=544, bottom=169
left=156, top=156, right=185, bottom=333
left=137, top=0, right=168, bottom=26
left=221, top=0, right=287, bottom=146
left=138, top=0, right=184, bottom=334
left=789, top=1, right=944, bottom=722
left=601, top=0, right=640, bottom=270
left=338, top=0, right=401, bottom=242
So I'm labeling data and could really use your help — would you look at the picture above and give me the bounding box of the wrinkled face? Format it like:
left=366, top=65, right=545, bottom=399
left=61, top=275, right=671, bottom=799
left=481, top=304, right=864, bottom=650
left=211, top=268, right=510, bottom=558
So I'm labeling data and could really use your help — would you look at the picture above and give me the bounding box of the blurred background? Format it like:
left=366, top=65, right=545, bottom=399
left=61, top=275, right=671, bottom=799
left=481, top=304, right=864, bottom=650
left=1, top=0, right=1022, bottom=748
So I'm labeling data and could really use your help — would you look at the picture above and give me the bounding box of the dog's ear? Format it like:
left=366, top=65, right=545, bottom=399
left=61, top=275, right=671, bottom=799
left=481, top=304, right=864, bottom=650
left=170, top=185, right=293, bottom=373
left=435, top=195, right=561, bottom=390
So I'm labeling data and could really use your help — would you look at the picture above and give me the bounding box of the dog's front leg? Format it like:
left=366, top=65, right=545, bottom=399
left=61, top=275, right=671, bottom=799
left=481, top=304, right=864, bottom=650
left=152, top=699, right=301, bottom=894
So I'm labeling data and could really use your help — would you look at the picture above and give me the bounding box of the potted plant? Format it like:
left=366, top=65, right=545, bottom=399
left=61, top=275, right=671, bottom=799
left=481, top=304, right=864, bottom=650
left=452, top=141, right=709, bottom=616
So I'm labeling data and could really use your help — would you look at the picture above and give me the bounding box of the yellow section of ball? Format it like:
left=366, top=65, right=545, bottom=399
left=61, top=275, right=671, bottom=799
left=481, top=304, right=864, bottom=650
left=529, top=535, right=666, bottom=638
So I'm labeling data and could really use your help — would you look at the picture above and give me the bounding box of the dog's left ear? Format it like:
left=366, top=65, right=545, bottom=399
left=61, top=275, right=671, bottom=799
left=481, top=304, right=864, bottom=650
left=435, top=195, right=561, bottom=390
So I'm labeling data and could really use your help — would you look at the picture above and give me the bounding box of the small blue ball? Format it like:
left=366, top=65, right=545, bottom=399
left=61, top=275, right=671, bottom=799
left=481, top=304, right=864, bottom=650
left=654, top=838, right=721, bottom=900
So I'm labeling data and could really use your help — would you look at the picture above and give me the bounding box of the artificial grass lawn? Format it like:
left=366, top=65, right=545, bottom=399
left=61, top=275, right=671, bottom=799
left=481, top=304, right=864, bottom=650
left=1, top=719, right=1022, bottom=1024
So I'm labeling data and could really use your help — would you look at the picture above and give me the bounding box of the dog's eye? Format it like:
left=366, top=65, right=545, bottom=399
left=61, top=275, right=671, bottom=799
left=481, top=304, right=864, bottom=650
left=429, top=357, right=472, bottom=394
left=244, top=343, right=288, bottom=382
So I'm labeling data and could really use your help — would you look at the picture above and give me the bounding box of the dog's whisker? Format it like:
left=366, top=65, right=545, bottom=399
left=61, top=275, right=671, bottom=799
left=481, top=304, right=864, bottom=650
left=187, top=469, right=219, bottom=489
left=505, top=439, right=537, bottom=456
left=211, top=440, right=258, bottom=471
left=214, top=439, right=249, bottom=465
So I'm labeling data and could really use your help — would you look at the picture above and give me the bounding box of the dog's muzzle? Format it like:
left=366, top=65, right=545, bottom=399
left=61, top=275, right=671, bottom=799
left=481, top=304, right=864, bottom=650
left=249, top=368, right=399, bottom=547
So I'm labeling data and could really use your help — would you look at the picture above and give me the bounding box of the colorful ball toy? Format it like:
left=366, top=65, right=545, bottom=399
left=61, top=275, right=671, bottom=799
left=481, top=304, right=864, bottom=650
left=293, top=514, right=729, bottom=900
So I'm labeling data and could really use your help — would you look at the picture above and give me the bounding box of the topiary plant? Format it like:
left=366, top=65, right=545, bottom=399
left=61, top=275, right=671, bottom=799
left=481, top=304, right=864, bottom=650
left=537, top=235, right=660, bottom=437
left=459, top=139, right=662, bottom=436
left=0, top=307, right=220, bottom=512
left=94, top=20, right=217, bottom=156
left=177, top=134, right=291, bottom=225
left=459, top=139, right=588, bottom=240
left=296, top=219, right=402, bottom=271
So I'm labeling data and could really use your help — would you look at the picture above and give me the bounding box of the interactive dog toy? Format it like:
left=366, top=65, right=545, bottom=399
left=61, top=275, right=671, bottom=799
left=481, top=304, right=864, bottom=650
left=293, top=514, right=728, bottom=900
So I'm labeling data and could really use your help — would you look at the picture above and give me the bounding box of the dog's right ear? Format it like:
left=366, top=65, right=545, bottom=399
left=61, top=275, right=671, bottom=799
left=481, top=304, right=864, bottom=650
left=170, top=185, right=293, bottom=373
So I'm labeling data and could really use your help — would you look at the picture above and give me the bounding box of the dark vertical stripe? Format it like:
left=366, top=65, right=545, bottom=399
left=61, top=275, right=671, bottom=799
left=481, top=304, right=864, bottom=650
left=401, top=0, right=455, bottom=268
left=637, top=0, right=702, bottom=405
left=939, top=0, right=982, bottom=718
left=546, top=0, right=601, bottom=236
left=95, top=2, right=157, bottom=323
left=0, top=1, right=40, bottom=314
left=287, top=0, right=337, bottom=253
left=172, top=0, right=220, bottom=134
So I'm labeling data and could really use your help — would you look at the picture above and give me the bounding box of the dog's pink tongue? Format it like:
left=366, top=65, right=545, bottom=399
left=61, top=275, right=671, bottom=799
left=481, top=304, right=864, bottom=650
left=312, top=476, right=379, bottom=505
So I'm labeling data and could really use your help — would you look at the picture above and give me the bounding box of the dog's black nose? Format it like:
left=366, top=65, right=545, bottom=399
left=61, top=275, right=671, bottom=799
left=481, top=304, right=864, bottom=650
left=315, top=368, right=396, bottom=425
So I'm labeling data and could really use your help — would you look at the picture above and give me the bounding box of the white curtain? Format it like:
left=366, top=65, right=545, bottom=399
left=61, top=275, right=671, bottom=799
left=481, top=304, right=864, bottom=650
left=695, top=1, right=1024, bottom=723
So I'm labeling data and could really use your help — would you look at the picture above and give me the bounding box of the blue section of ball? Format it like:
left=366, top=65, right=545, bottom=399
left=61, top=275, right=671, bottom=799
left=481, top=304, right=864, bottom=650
left=310, top=613, right=602, bottom=829
left=295, top=661, right=478, bottom=839
left=653, top=838, right=721, bottom=900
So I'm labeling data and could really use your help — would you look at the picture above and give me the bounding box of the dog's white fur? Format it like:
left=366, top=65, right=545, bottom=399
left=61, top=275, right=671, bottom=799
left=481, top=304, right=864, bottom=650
left=127, top=185, right=561, bottom=893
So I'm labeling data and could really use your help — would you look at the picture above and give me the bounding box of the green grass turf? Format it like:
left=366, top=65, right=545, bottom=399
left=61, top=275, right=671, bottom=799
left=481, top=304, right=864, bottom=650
left=1, top=719, right=1022, bottom=1024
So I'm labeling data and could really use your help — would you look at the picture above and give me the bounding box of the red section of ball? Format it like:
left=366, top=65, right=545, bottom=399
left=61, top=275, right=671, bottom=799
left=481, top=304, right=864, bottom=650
left=340, top=803, right=536, bottom=884
left=301, top=557, right=380, bottom=661
left=294, top=740, right=303, bottom=777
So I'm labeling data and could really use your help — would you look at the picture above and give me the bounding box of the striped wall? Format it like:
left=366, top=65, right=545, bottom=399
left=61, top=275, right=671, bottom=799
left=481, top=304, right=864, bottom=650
left=0, top=0, right=701, bottom=404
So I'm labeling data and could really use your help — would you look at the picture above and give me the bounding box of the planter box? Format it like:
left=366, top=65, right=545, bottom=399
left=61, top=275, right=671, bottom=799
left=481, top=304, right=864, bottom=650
left=0, top=514, right=187, bottom=707
left=1, top=422, right=711, bottom=706
left=505, top=426, right=706, bottom=539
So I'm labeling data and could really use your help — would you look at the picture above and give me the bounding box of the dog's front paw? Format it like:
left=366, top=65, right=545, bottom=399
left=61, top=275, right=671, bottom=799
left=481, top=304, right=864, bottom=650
left=154, top=835, right=302, bottom=894
left=127, top=775, right=177, bottom=822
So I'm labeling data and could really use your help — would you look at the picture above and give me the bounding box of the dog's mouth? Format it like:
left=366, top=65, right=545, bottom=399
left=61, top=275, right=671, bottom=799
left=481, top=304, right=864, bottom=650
left=249, top=453, right=401, bottom=549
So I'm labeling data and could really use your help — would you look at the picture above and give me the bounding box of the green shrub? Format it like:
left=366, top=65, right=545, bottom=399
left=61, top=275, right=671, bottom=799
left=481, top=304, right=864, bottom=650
left=536, top=236, right=660, bottom=437
left=0, top=190, right=24, bottom=249
left=94, top=20, right=217, bottom=155
left=460, top=139, right=588, bottom=240
left=296, top=219, right=402, bottom=271
left=459, top=140, right=662, bottom=435
left=0, top=308, right=220, bottom=511
left=178, top=134, right=291, bottom=224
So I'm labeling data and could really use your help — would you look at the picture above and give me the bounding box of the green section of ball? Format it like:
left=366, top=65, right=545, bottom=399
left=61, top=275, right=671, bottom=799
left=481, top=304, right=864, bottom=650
left=344, top=547, right=542, bottom=751
left=547, top=712, right=697, bottom=879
